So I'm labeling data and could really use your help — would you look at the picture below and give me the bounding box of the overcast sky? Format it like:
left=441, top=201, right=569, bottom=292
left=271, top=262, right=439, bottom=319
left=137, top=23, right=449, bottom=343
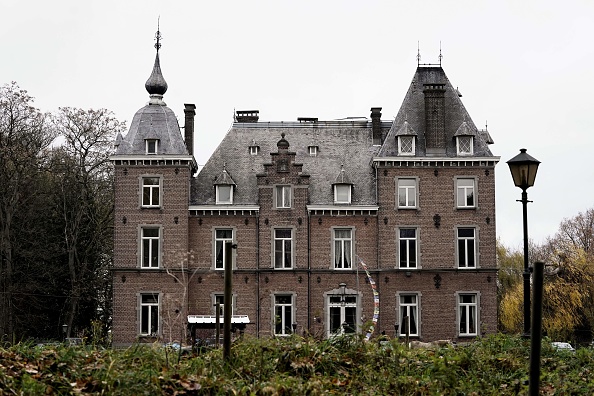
left=3, top=0, right=593, bottom=249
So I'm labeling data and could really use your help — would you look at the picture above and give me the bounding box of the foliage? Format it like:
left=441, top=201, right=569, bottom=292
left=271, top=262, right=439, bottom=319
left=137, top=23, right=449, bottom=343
left=0, top=82, right=123, bottom=343
left=499, top=208, right=594, bottom=343
left=1, top=334, right=594, bottom=395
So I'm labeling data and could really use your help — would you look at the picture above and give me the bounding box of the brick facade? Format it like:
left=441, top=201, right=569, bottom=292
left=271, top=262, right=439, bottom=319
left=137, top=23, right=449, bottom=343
left=111, top=62, right=499, bottom=346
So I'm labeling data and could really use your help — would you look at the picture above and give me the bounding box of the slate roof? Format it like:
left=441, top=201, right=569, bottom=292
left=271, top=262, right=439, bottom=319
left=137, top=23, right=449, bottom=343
left=378, top=66, right=494, bottom=158
left=191, top=122, right=388, bottom=206
left=114, top=47, right=188, bottom=157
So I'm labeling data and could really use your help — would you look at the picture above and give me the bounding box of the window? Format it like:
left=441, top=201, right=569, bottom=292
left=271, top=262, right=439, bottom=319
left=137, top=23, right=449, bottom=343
left=458, top=293, right=478, bottom=336
left=457, top=228, right=476, bottom=268
left=216, top=185, right=233, bottom=204
left=213, top=294, right=234, bottom=317
left=457, top=136, right=473, bottom=155
left=456, top=178, right=475, bottom=208
left=398, top=228, right=417, bottom=269
left=274, top=295, right=294, bottom=336
left=214, top=229, right=233, bottom=270
left=140, top=293, right=159, bottom=336
left=145, top=139, right=158, bottom=154
left=274, top=229, right=293, bottom=269
left=249, top=146, right=259, bottom=155
left=398, top=294, right=419, bottom=337
left=328, top=295, right=357, bottom=336
left=334, top=184, right=351, bottom=204
left=308, top=146, right=318, bottom=156
left=397, top=178, right=417, bottom=208
left=398, top=136, right=415, bottom=155
left=142, top=177, right=161, bottom=207
left=276, top=185, right=291, bottom=208
left=141, top=227, right=160, bottom=268
left=333, top=229, right=352, bottom=269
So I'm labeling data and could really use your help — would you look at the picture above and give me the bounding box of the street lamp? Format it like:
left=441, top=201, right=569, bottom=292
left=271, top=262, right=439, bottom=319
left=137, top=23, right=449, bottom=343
left=507, top=148, right=540, bottom=337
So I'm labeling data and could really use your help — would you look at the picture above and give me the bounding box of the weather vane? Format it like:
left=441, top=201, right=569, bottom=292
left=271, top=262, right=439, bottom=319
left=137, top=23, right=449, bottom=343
left=439, top=41, right=443, bottom=66
left=154, top=17, right=162, bottom=51
left=416, top=41, right=421, bottom=66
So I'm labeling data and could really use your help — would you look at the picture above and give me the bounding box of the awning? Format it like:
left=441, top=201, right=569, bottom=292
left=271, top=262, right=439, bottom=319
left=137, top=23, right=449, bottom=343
left=187, top=315, right=250, bottom=324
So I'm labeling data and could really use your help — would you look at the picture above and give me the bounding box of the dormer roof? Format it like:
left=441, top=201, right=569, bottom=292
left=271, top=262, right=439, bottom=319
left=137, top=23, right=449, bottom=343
left=214, top=166, right=236, bottom=186
left=333, top=165, right=353, bottom=185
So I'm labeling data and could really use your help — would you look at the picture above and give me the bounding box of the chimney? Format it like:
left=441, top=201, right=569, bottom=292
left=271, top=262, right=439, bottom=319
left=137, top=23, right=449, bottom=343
left=423, top=83, right=446, bottom=155
left=235, top=110, right=259, bottom=123
left=370, top=107, right=382, bottom=145
left=184, top=104, right=196, bottom=156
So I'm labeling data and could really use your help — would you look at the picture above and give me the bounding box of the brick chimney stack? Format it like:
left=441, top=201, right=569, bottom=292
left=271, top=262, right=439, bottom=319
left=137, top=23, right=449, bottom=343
left=423, top=83, right=446, bottom=155
left=370, top=107, right=382, bottom=145
left=184, top=104, right=196, bottom=156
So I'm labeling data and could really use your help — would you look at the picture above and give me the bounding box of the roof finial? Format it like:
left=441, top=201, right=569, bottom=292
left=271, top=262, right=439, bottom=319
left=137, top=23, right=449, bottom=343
left=417, top=41, right=421, bottom=66
left=439, top=41, right=443, bottom=66
left=155, top=16, right=162, bottom=52
left=145, top=19, right=168, bottom=104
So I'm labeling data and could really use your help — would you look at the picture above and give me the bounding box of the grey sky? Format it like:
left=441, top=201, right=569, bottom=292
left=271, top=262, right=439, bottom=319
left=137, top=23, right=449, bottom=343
left=3, top=0, right=593, bottom=249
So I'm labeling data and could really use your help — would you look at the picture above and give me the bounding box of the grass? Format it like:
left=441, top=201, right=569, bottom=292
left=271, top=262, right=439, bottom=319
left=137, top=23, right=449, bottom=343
left=1, top=334, right=593, bottom=395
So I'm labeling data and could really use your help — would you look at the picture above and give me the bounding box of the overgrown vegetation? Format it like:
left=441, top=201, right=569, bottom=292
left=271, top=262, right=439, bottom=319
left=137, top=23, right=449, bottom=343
left=498, top=208, right=594, bottom=343
left=1, top=334, right=593, bottom=395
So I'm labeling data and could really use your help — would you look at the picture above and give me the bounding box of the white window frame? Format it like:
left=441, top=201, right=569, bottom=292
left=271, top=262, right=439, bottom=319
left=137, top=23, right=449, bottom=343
left=214, top=228, right=234, bottom=270
left=273, top=294, right=294, bottom=336
left=212, top=293, right=235, bottom=317
left=333, top=228, right=353, bottom=270
left=397, top=178, right=418, bottom=209
left=457, top=136, right=473, bottom=155
left=140, top=226, right=161, bottom=268
left=457, top=292, right=479, bottom=337
left=398, top=136, right=415, bottom=156
left=249, top=146, right=259, bottom=155
left=308, top=146, right=318, bottom=156
left=398, top=227, right=418, bottom=269
left=273, top=228, right=293, bottom=269
left=326, top=289, right=359, bottom=337
left=145, top=139, right=158, bottom=154
left=456, top=178, right=476, bottom=209
left=457, top=227, right=477, bottom=268
left=139, top=292, right=160, bottom=336
left=334, top=184, right=351, bottom=204
left=216, top=185, right=233, bottom=204
left=397, top=293, right=420, bottom=337
left=275, top=185, right=292, bottom=209
left=141, top=176, right=161, bottom=208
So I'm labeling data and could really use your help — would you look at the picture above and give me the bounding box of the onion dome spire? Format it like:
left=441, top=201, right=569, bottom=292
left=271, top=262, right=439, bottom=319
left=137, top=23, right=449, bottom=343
left=145, top=20, right=168, bottom=105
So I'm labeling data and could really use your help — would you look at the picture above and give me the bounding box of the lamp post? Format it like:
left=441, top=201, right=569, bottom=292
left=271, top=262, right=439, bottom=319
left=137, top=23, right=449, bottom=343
left=507, top=148, right=540, bottom=337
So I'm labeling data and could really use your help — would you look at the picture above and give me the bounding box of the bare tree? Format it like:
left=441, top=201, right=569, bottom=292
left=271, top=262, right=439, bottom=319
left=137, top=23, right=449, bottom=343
left=0, top=82, right=54, bottom=340
left=50, top=107, right=124, bottom=338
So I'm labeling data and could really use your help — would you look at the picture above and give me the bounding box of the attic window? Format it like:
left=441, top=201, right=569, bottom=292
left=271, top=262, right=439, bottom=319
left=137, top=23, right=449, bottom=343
left=146, top=139, right=159, bottom=154
left=398, top=136, right=415, bottom=156
left=457, top=136, right=473, bottom=155
left=216, top=185, right=233, bottom=204
left=308, top=146, right=318, bottom=156
left=249, top=146, right=260, bottom=155
left=334, top=185, right=351, bottom=204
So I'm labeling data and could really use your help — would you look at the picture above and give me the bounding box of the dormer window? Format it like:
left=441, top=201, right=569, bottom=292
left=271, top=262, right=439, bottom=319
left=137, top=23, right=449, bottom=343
left=214, top=165, right=236, bottom=205
left=146, top=139, right=159, bottom=154
left=308, top=146, right=318, bottom=156
left=457, top=136, right=473, bottom=155
left=216, top=185, right=233, bottom=204
left=334, top=184, right=351, bottom=204
left=249, top=145, right=260, bottom=155
left=398, top=136, right=415, bottom=156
